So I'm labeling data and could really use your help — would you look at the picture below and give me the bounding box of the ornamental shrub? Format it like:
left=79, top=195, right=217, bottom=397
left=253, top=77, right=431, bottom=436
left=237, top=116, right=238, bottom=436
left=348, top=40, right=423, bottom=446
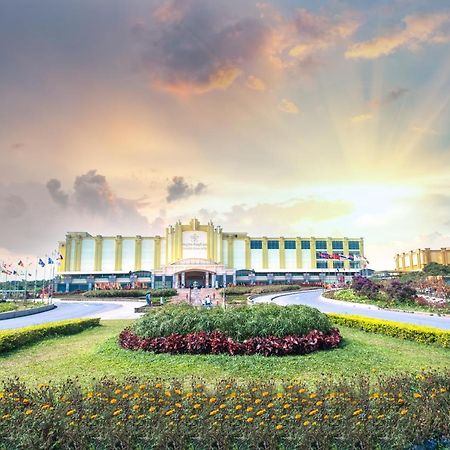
left=83, top=288, right=177, bottom=298
left=351, top=276, right=381, bottom=299
left=119, top=328, right=342, bottom=356
left=328, top=314, right=450, bottom=348
left=0, top=318, right=100, bottom=353
left=0, top=373, right=448, bottom=449
left=384, top=280, right=417, bottom=302
left=132, top=304, right=333, bottom=341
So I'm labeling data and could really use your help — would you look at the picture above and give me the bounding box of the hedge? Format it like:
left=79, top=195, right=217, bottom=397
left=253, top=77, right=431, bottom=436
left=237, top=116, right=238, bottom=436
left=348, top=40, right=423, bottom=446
left=132, top=304, right=333, bottom=341
left=328, top=313, right=450, bottom=348
left=221, top=284, right=307, bottom=296
left=0, top=318, right=101, bottom=353
left=83, top=288, right=177, bottom=298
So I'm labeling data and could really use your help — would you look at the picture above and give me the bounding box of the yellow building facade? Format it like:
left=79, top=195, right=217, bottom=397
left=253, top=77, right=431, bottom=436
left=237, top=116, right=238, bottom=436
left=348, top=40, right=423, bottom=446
left=395, top=248, right=450, bottom=272
left=56, top=218, right=364, bottom=291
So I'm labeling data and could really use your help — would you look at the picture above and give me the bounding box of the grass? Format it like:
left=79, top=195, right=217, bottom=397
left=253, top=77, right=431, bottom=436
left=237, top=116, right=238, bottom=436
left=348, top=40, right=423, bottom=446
left=0, top=301, right=46, bottom=313
left=0, top=320, right=449, bottom=385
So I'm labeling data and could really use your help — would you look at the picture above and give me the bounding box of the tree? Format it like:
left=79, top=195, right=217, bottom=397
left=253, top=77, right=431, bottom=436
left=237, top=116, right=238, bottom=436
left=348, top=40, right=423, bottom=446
left=423, top=263, right=450, bottom=276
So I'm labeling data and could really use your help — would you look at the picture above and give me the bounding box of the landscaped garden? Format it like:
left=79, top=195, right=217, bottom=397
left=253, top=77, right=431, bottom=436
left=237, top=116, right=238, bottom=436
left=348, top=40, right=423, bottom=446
left=0, top=302, right=449, bottom=449
left=0, top=301, right=47, bottom=314
left=325, top=275, right=450, bottom=314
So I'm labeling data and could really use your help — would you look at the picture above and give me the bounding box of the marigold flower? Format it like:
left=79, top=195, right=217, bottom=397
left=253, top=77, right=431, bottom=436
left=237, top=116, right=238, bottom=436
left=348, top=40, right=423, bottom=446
left=66, top=409, right=76, bottom=416
left=280, top=414, right=288, bottom=419
left=309, top=409, right=319, bottom=416
left=175, top=403, right=182, bottom=408
left=413, top=393, right=422, bottom=399
left=298, top=388, right=306, bottom=394
left=235, top=405, right=242, bottom=410
left=110, top=399, right=117, bottom=404
left=90, top=414, right=98, bottom=419
left=246, top=417, right=254, bottom=423
left=165, top=409, right=175, bottom=416
left=113, top=409, right=122, bottom=417
left=352, top=409, right=363, bottom=416
left=149, top=407, right=156, bottom=412
left=377, top=414, right=385, bottom=419
left=210, top=410, right=219, bottom=416
left=137, top=414, right=145, bottom=419
left=209, top=397, right=216, bottom=403
left=283, top=403, right=290, bottom=409
left=190, top=414, right=198, bottom=419
left=165, top=391, right=171, bottom=397
left=303, top=421, right=310, bottom=426
left=400, top=409, right=408, bottom=416
left=1, top=415, right=10, bottom=420
left=155, top=383, right=162, bottom=389
left=193, top=403, right=201, bottom=409
left=309, top=393, right=317, bottom=399
left=132, top=405, right=140, bottom=411
left=262, top=391, right=269, bottom=397
left=276, top=424, right=283, bottom=430
left=316, top=401, right=323, bottom=406
left=25, top=409, right=33, bottom=415
left=125, top=385, right=132, bottom=391
left=295, top=414, right=302, bottom=420
left=246, top=406, right=254, bottom=413
left=41, top=404, right=51, bottom=410
left=114, top=389, right=121, bottom=395
left=219, top=404, right=226, bottom=409
left=139, top=384, right=146, bottom=390
left=256, top=409, right=266, bottom=416
left=267, top=403, right=274, bottom=408
left=255, top=399, right=262, bottom=404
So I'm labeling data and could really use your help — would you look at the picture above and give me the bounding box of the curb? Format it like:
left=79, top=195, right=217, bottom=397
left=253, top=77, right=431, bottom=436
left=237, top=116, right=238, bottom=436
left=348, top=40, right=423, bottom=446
left=249, top=288, right=323, bottom=304
left=0, top=304, right=56, bottom=320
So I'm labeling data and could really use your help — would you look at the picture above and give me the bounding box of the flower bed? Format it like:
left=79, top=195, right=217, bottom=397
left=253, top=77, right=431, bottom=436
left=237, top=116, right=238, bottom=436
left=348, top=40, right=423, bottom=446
left=0, top=372, right=448, bottom=449
left=119, top=329, right=341, bottom=356
left=0, top=318, right=101, bottom=354
left=83, top=288, right=177, bottom=298
left=122, top=304, right=340, bottom=357
left=328, top=314, right=450, bottom=348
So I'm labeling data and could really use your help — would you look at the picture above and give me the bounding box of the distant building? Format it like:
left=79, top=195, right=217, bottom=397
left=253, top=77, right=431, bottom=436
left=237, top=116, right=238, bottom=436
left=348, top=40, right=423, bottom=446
left=395, top=248, right=450, bottom=272
left=56, top=218, right=365, bottom=292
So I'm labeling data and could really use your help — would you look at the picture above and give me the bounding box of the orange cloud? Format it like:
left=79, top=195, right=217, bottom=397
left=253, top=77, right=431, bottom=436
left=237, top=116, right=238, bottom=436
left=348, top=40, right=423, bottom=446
left=246, top=75, right=267, bottom=91
left=346, top=13, right=450, bottom=59
left=278, top=98, right=299, bottom=114
left=156, top=66, right=242, bottom=96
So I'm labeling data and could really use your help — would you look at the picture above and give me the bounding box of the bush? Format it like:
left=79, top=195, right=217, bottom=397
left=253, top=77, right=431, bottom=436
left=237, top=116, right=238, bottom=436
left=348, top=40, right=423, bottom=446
left=221, top=284, right=306, bottom=297
left=132, top=304, right=333, bottom=341
left=83, top=288, right=177, bottom=298
left=351, top=276, right=381, bottom=299
left=0, top=319, right=101, bottom=353
left=328, top=314, right=450, bottom=348
left=384, top=280, right=417, bottom=302
left=0, top=303, right=16, bottom=313
left=119, top=329, right=342, bottom=357
left=0, top=373, right=448, bottom=449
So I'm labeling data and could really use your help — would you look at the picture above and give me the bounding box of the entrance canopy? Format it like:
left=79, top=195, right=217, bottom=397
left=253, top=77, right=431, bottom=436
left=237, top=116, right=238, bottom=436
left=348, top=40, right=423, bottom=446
left=166, top=258, right=225, bottom=275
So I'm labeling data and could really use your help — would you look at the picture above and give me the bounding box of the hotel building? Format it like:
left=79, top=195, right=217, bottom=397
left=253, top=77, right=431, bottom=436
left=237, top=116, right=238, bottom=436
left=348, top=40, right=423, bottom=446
left=56, top=218, right=365, bottom=292
left=395, top=248, right=450, bottom=272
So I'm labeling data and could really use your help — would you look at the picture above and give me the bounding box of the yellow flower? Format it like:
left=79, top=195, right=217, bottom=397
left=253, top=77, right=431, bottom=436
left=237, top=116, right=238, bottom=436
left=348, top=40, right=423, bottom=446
left=267, top=403, right=274, bottom=408
left=114, top=389, right=122, bottom=395
left=275, top=424, right=283, bottom=430
left=316, top=401, right=323, bottom=406
left=413, top=393, right=422, bottom=399
left=66, top=409, right=76, bottom=416
left=251, top=387, right=257, bottom=392
left=110, top=399, right=117, bottom=404
left=139, top=384, right=146, bottom=390
left=333, top=414, right=341, bottom=420
left=352, top=409, right=363, bottom=416
left=262, top=391, right=269, bottom=397
left=1, top=415, right=10, bottom=420
left=113, top=409, right=122, bottom=417
left=193, top=404, right=201, bottom=409
left=283, top=403, right=290, bottom=409
left=25, top=410, right=33, bottom=415
left=219, top=404, right=226, bottom=409
left=298, top=388, right=306, bottom=394
left=175, top=403, right=182, bottom=408
left=256, top=409, right=266, bottom=416
left=174, top=389, right=182, bottom=395
left=165, top=409, right=175, bottom=416
left=234, top=414, right=242, bottom=419
left=309, top=409, right=319, bottom=416
left=41, top=404, right=51, bottom=410
left=303, top=421, right=310, bottom=426
left=209, top=397, right=216, bottom=403
left=122, top=393, right=129, bottom=399
left=132, top=405, right=140, bottom=411
left=377, top=414, right=385, bottom=419
left=149, top=406, right=156, bottom=413
left=235, top=405, right=242, bottom=410
left=137, top=414, right=145, bottom=419
left=165, top=391, right=171, bottom=397
left=246, top=417, right=254, bottom=423
left=125, top=385, right=132, bottom=391
left=400, top=409, right=408, bottom=416
left=255, top=399, right=262, bottom=404
left=155, top=383, right=162, bottom=389
left=280, top=414, right=288, bottom=419
left=246, top=406, right=253, bottom=413
left=190, top=414, right=198, bottom=419
left=90, top=414, right=98, bottom=420
left=309, top=393, right=317, bottom=399
left=295, top=414, right=302, bottom=420
left=210, top=410, right=219, bottom=416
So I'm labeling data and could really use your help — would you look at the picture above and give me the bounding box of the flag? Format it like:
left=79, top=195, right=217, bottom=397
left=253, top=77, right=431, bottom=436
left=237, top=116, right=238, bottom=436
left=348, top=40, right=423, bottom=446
left=18, top=260, right=24, bottom=267
left=38, top=258, right=46, bottom=267
left=48, top=257, right=54, bottom=265
left=57, top=253, right=64, bottom=260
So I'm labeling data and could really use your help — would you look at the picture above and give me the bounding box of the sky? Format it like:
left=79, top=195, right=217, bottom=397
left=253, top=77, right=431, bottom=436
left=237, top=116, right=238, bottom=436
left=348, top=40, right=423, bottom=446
left=0, top=0, right=449, bottom=270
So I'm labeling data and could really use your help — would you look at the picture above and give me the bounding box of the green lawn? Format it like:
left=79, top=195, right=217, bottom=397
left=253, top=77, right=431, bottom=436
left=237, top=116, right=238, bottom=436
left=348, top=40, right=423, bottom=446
left=0, top=320, right=449, bottom=385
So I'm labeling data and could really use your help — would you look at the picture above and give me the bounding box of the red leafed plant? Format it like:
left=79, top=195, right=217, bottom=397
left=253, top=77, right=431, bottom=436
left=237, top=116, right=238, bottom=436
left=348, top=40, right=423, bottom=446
left=119, top=328, right=341, bottom=357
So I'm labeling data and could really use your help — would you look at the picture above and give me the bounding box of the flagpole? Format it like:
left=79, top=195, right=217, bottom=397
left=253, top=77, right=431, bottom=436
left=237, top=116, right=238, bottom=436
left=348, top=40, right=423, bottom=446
left=33, top=260, right=38, bottom=301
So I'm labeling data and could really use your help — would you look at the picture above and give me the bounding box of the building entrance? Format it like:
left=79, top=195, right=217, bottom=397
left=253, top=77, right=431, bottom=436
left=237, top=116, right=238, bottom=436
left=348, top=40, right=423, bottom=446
left=184, top=271, right=207, bottom=288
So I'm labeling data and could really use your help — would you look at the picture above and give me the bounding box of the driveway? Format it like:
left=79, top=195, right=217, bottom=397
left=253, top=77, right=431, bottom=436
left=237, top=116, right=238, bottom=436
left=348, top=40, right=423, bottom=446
left=253, top=289, right=450, bottom=330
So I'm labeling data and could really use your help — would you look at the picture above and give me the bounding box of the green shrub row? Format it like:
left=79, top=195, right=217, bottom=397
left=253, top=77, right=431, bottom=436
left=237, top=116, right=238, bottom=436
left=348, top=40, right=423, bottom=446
left=82, top=288, right=177, bottom=298
left=0, top=318, right=101, bottom=354
left=0, top=303, right=17, bottom=313
left=328, top=313, right=450, bottom=348
left=0, top=373, right=449, bottom=449
left=132, top=304, right=333, bottom=341
left=221, top=284, right=305, bottom=296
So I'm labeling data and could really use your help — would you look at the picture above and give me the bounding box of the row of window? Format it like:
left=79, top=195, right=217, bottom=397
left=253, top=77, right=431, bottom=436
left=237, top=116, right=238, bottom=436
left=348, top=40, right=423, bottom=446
left=317, top=261, right=360, bottom=269
left=250, top=240, right=360, bottom=250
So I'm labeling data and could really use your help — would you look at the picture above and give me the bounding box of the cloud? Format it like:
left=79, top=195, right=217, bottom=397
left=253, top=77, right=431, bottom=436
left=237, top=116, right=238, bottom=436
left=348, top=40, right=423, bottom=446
left=371, top=87, right=409, bottom=108
left=351, top=113, right=373, bottom=123
left=166, top=176, right=207, bottom=202
left=246, top=75, right=267, bottom=91
left=0, top=194, right=27, bottom=219
left=346, top=13, right=450, bottom=59
left=278, top=98, right=299, bottom=114
left=46, top=178, right=69, bottom=207
left=135, top=2, right=269, bottom=95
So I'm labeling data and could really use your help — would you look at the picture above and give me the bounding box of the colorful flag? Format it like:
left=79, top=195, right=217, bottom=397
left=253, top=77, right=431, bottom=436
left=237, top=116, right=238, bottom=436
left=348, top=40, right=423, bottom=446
left=48, top=257, right=54, bottom=264
left=38, top=258, right=46, bottom=267
left=18, top=260, right=24, bottom=267
left=57, top=253, right=64, bottom=260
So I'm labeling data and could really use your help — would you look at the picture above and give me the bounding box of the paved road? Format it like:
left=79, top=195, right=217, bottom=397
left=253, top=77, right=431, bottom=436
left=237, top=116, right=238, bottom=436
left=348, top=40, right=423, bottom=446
left=0, top=300, right=143, bottom=330
left=254, top=289, right=450, bottom=330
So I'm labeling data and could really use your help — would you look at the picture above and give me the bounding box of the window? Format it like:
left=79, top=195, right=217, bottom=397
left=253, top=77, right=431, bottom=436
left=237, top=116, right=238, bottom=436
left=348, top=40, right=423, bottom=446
left=332, top=240, right=343, bottom=250
left=316, top=261, right=328, bottom=269
left=315, top=240, right=327, bottom=250
left=333, top=261, right=344, bottom=269
left=350, top=261, right=360, bottom=269
left=268, top=240, right=279, bottom=249
left=316, top=252, right=327, bottom=259
left=250, top=240, right=262, bottom=249
left=301, top=240, right=310, bottom=249
left=284, top=240, right=296, bottom=249
left=349, top=241, right=360, bottom=250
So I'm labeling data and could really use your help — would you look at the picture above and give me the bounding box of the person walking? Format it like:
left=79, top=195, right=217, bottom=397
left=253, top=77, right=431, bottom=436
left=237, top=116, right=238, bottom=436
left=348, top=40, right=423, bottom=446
left=145, top=292, right=152, bottom=306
